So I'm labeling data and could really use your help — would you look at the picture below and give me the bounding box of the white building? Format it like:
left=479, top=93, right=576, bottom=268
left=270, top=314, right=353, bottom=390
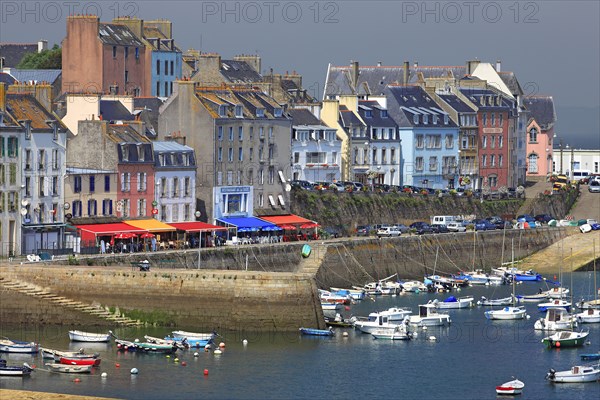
left=552, top=147, right=600, bottom=179
left=288, top=108, right=341, bottom=182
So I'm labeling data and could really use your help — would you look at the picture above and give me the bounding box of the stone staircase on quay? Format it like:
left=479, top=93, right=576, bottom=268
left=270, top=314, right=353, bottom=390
left=298, top=243, right=329, bottom=275
left=0, top=276, right=142, bottom=327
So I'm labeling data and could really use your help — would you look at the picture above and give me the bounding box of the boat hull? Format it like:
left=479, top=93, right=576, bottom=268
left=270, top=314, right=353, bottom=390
left=68, top=331, right=111, bottom=342
left=46, top=363, right=92, bottom=374
left=485, top=307, right=527, bottom=320
left=299, top=328, right=334, bottom=336
left=542, top=332, right=589, bottom=348
left=59, top=357, right=101, bottom=366
left=0, top=340, right=39, bottom=354
left=547, top=366, right=600, bottom=383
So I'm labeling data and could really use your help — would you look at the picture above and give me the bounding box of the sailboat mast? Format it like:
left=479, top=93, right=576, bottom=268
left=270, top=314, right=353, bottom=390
left=594, top=239, right=597, bottom=303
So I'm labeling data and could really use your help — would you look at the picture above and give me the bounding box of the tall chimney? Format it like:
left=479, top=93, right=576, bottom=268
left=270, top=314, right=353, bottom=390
left=496, top=60, right=502, bottom=72
left=377, top=61, right=382, bottom=67
left=351, top=61, right=359, bottom=91
left=466, top=59, right=481, bottom=75
left=403, top=61, right=410, bottom=84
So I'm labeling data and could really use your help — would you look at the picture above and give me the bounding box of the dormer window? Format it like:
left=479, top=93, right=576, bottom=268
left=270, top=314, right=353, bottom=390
left=444, top=115, right=449, bottom=125
left=137, top=144, right=145, bottom=161
left=218, top=105, right=227, bottom=117
left=413, top=114, right=419, bottom=124
left=256, top=108, right=265, bottom=118
left=235, top=105, right=243, bottom=118
left=365, top=110, right=372, bottom=118
left=432, top=115, right=439, bottom=124
left=274, top=108, right=283, bottom=118
left=381, top=110, right=388, bottom=118
left=423, top=114, right=429, bottom=125
left=121, top=144, right=129, bottom=161
left=159, top=153, right=165, bottom=166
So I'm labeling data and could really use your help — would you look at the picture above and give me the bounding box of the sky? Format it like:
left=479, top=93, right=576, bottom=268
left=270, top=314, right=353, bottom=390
left=1, top=0, right=598, bottom=148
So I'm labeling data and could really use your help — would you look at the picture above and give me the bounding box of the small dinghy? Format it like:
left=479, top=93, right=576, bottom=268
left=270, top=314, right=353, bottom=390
left=0, top=360, right=34, bottom=377
left=299, top=327, right=334, bottom=336
left=580, top=352, right=600, bottom=361
left=41, top=347, right=92, bottom=359
left=477, top=296, right=513, bottom=306
left=46, top=362, right=92, bottom=374
left=0, top=338, right=39, bottom=353
left=68, top=330, right=111, bottom=342
left=495, top=378, right=524, bottom=395
left=59, top=356, right=101, bottom=366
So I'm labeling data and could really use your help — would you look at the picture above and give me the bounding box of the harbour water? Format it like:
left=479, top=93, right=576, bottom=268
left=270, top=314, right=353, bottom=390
left=1, top=272, right=599, bottom=399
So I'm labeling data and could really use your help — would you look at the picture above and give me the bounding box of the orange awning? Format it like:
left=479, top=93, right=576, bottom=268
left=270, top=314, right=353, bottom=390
left=258, top=214, right=315, bottom=226
left=124, top=219, right=176, bottom=232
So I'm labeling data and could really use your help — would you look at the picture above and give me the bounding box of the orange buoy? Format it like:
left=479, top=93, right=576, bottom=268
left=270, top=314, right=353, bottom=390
left=556, top=341, right=561, bottom=347
left=219, top=342, right=225, bottom=348
left=181, top=361, right=187, bottom=366
left=74, top=378, right=81, bottom=383
left=115, top=363, right=121, bottom=368
left=344, top=306, right=351, bottom=311
left=203, top=369, right=209, bottom=376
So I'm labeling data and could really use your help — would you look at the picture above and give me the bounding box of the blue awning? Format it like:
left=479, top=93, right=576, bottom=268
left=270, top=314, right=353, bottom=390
left=216, top=217, right=281, bottom=231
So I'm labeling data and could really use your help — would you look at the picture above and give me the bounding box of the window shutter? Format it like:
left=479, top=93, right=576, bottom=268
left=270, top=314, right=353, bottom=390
left=109, top=200, right=113, bottom=215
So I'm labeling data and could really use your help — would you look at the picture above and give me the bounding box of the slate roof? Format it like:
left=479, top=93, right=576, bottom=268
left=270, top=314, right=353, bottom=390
left=153, top=141, right=196, bottom=168
left=339, top=105, right=365, bottom=128
left=98, top=24, right=144, bottom=46
left=498, top=71, right=523, bottom=95
left=5, top=93, right=67, bottom=130
left=385, top=85, right=457, bottom=128
left=100, top=100, right=134, bottom=121
left=106, top=124, right=149, bottom=143
left=0, top=72, right=16, bottom=85
left=0, top=43, right=38, bottom=67
left=438, top=94, right=476, bottom=113
left=458, top=88, right=514, bottom=112
left=325, top=64, right=467, bottom=96
left=8, top=69, right=61, bottom=85
left=288, top=108, right=331, bottom=129
left=221, top=59, right=263, bottom=83
left=523, top=96, right=556, bottom=130
left=358, top=100, right=398, bottom=128
left=195, top=87, right=287, bottom=120
left=134, top=97, right=164, bottom=137
left=142, top=27, right=181, bottom=52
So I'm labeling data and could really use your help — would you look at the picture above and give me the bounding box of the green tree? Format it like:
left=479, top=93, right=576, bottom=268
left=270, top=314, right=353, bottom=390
left=17, top=44, right=62, bottom=69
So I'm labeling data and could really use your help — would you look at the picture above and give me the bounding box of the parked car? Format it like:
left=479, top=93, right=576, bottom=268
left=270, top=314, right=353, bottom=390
left=409, top=222, right=434, bottom=235
left=392, top=224, right=410, bottom=234
left=589, top=180, right=600, bottom=193
left=291, top=180, right=313, bottom=190
left=329, top=182, right=344, bottom=191
left=535, top=214, right=555, bottom=224
left=474, top=219, right=497, bottom=231
left=486, top=216, right=510, bottom=229
left=431, top=224, right=450, bottom=234
left=356, top=225, right=371, bottom=236
left=373, top=183, right=391, bottom=192
left=517, top=214, right=536, bottom=224
left=377, top=226, right=402, bottom=237
left=447, top=222, right=467, bottom=232
left=323, top=226, right=342, bottom=238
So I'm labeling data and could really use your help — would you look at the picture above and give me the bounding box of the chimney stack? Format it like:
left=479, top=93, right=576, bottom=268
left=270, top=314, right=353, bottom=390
left=496, top=60, right=501, bottom=72
left=0, top=83, right=6, bottom=112
left=413, top=61, right=419, bottom=68
left=38, top=40, right=48, bottom=52
left=351, top=61, right=359, bottom=91
left=377, top=61, right=382, bottom=67
left=466, top=59, right=481, bottom=75
left=403, top=61, right=410, bottom=84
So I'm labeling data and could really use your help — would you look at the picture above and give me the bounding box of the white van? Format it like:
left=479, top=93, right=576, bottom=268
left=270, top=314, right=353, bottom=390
left=430, top=216, right=457, bottom=226
left=573, top=170, right=591, bottom=182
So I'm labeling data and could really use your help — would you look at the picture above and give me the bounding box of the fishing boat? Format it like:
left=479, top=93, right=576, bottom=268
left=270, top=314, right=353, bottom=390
left=45, top=363, right=92, bottom=374
left=432, top=296, right=474, bottom=309
left=319, top=289, right=352, bottom=304
left=575, top=308, right=600, bottom=324
left=408, top=304, right=451, bottom=327
left=534, top=308, right=577, bottom=331
left=513, top=270, right=543, bottom=281
left=371, top=323, right=413, bottom=340
left=41, top=347, right=92, bottom=359
left=352, top=308, right=413, bottom=334
left=59, top=356, right=101, bottom=366
left=495, top=378, right=524, bottom=395
left=401, top=280, right=428, bottom=292
left=299, top=327, right=334, bottom=336
left=546, top=364, right=600, bottom=383
left=68, top=330, right=111, bottom=342
left=0, top=338, right=39, bottom=353
left=0, top=360, right=34, bottom=377
left=580, top=352, right=600, bottom=361
left=538, top=299, right=571, bottom=313
left=165, top=336, right=212, bottom=348
left=325, top=313, right=353, bottom=328
left=477, top=296, right=513, bottom=306
left=115, top=339, right=137, bottom=351
left=542, top=330, right=590, bottom=348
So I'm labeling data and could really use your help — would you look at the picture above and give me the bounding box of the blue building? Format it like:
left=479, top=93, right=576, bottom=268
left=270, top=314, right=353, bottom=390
left=385, top=85, right=459, bottom=189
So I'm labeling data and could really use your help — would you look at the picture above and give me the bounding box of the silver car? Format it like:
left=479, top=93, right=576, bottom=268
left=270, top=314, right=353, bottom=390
left=589, top=181, right=600, bottom=193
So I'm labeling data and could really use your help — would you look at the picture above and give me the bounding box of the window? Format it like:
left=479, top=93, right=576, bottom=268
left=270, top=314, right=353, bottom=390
left=135, top=47, right=139, bottom=59
left=160, top=177, right=167, bottom=197
left=268, top=167, right=275, bottom=184
left=229, top=127, right=234, bottom=141
left=235, top=105, right=243, bottom=118
left=74, top=176, right=82, bottom=193
left=365, top=110, right=372, bottom=118
left=25, top=176, right=31, bottom=196
left=125, top=70, right=129, bottom=83
left=89, top=176, right=95, bottom=192
left=498, top=113, right=503, bottom=126
left=444, top=114, right=449, bottom=125
left=445, top=134, right=454, bottom=149
left=249, top=127, right=254, bottom=140
left=73, top=200, right=82, bottom=217
left=391, top=148, right=396, bottom=164
left=172, top=177, right=179, bottom=197
left=353, top=148, right=359, bottom=164
left=528, top=154, right=538, bottom=173
left=306, top=152, right=326, bottom=164
left=415, top=135, right=424, bottom=149
left=238, top=147, right=243, bottom=161
left=461, top=136, right=468, bottom=149
left=121, top=144, right=129, bottom=161
left=0, top=137, right=3, bottom=157
left=482, top=136, right=487, bottom=149
left=258, top=193, right=264, bottom=207
left=137, top=172, right=147, bottom=191
left=529, top=128, right=538, bottom=143
left=38, top=149, right=46, bottom=170
left=217, top=171, right=223, bottom=186
left=123, top=199, right=130, bottom=218
left=482, top=155, right=487, bottom=167
left=259, top=127, right=264, bottom=138
left=429, top=156, right=438, bottom=171
left=238, top=126, right=243, bottom=141
left=294, top=152, right=300, bottom=164
left=164, top=60, right=168, bottom=75
left=104, top=175, right=110, bottom=192
left=184, top=204, right=190, bottom=220
left=25, top=149, right=32, bottom=170
left=170, top=61, right=174, bottom=75
left=156, top=81, right=160, bottom=97
left=381, top=148, right=387, bottom=164
left=423, top=114, right=429, bottom=124
left=249, top=147, right=253, bottom=161
left=499, top=155, right=503, bottom=167
left=491, top=154, right=496, bottom=167
left=121, top=172, right=131, bottom=192
left=389, top=128, right=395, bottom=140
left=124, top=47, right=129, bottom=58
left=256, top=108, right=265, bottom=117
left=372, top=148, right=378, bottom=164
left=274, top=108, right=283, bottom=117
left=7, top=137, right=18, bottom=157
left=112, top=46, right=117, bottom=58
left=331, top=151, right=337, bottom=164
left=137, top=199, right=146, bottom=217
left=88, top=199, right=97, bottom=216
left=413, top=114, right=419, bottom=124
left=381, top=110, right=388, bottom=118
left=52, top=149, right=59, bottom=170
left=426, top=135, right=441, bottom=149
left=248, top=169, right=254, bottom=185
left=491, top=113, right=495, bottom=126
left=228, top=148, right=233, bottom=162
left=237, top=170, right=242, bottom=185
left=490, top=136, right=495, bottom=149
left=415, top=157, right=424, bottom=171
left=268, top=144, right=274, bottom=159
left=52, top=176, right=58, bottom=196
left=482, top=113, right=487, bottom=126
left=498, top=136, right=503, bottom=148
left=259, top=168, right=264, bottom=185
left=102, top=199, right=113, bottom=216
left=269, top=127, right=273, bottom=138
left=227, top=171, right=233, bottom=185
left=160, top=205, right=166, bottom=221
left=258, top=146, right=264, bottom=161
left=218, top=147, right=223, bottom=162
left=165, top=82, right=169, bottom=96
left=156, top=60, right=161, bottom=74
left=171, top=204, right=178, bottom=221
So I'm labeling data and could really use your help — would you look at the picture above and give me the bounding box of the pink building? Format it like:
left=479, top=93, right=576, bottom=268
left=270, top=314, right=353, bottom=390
left=523, top=96, right=556, bottom=177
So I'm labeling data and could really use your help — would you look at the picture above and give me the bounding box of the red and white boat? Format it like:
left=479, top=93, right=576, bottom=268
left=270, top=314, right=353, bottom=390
left=59, top=357, right=101, bottom=366
left=495, top=378, right=524, bottom=395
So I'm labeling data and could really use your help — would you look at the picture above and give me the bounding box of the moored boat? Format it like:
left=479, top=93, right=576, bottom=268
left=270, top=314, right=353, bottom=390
left=495, top=378, right=524, bottom=395
left=580, top=352, right=600, bottom=361
left=45, top=362, right=92, bottom=374
left=134, top=341, right=178, bottom=354
left=171, top=330, right=216, bottom=341
left=68, top=330, right=111, bottom=343
left=408, top=304, right=451, bottom=327
left=516, top=292, right=548, bottom=303
left=371, top=323, right=413, bottom=340
left=0, top=338, right=39, bottom=353
left=538, top=299, right=571, bottom=313
left=542, top=330, right=590, bottom=348
left=59, top=356, right=101, bottom=366
left=477, top=296, right=513, bottom=307
left=534, top=308, right=577, bottom=331
left=299, top=327, right=334, bottom=336
left=485, top=306, right=527, bottom=320
left=432, top=296, right=474, bottom=309
left=0, top=360, right=34, bottom=377
left=325, top=313, right=353, bottom=328
left=575, top=308, right=600, bottom=323
left=401, top=280, right=427, bottom=292
left=546, top=364, right=600, bottom=383
left=545, top=287, right=570, bottom=299
left=41, top=347, right=92, bottom=359
left=352, top=308, right=412, bottom=334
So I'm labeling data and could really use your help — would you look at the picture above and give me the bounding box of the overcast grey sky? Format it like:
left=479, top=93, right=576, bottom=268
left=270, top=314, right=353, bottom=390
left=1, top=1, right=598, bottom=147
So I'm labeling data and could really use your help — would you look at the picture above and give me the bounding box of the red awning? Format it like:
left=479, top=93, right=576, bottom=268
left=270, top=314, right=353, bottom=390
left=300, top=222, right=320, bottom=229
left=169, top=222, right=228, bottom=233
left=77, top=223, right=147, bottom=242
left=258, top=214, right=315, bottom=226
left=279, top=224, right=297, bottom=230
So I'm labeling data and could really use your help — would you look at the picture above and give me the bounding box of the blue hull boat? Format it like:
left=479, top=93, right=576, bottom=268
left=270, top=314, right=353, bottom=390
left=580, top=352, right=600, bottom=361
left=514, top=273, right=542, bottom=282
left=299, top=327, right=334, bottom=336
left=165, top=336, right=212, bottom=348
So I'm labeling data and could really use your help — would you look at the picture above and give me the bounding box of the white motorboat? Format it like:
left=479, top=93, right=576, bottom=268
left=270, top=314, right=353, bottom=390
left=68, top=330, right=111, bottom=343
left=546, top=364, right=600, bottom=383
left=401, top=280, right=427, bottom=292
left=485, top=306, right=528, bottom=320
left=319, top=289, right=351, bottom=304
left=321, top=302, right=342, bottom=312
left=534, top=308, right=577, bottom=331
left=371, top=321, right=413, bottom=340
left=432, top=296, right=474, bottom=309
left=545, top=287, right=569, bottom=299
left=477, top=296, right=513, bottom=307
left=495, top=378, right=524, bottom=395
left=171, top=330, right=215, bottom=341
left=517, top=292, right=548, bottom=303
left=576, top=308, right=600, bottom=324
left=409, top=304, right=451, bottom=327
left=45, top=362, right=93, bottom=374
left=538, top=299, right=571, bottom=312
left=352, top=308, right=412, bottom=334
left=487, top=275, right=505, bottom=285
left=0, top=338, right=39, bottom=353
left=330, top=287, right=365, bottom=301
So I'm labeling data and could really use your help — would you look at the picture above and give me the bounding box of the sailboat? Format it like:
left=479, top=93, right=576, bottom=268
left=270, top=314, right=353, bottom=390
left=485, top=239, right=528, bottom=320
left=575, top=240, right=600, bottom=323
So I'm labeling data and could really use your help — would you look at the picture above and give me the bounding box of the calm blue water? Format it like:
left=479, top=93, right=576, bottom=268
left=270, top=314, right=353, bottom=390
left=1, top=272, right=599, bottom=400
